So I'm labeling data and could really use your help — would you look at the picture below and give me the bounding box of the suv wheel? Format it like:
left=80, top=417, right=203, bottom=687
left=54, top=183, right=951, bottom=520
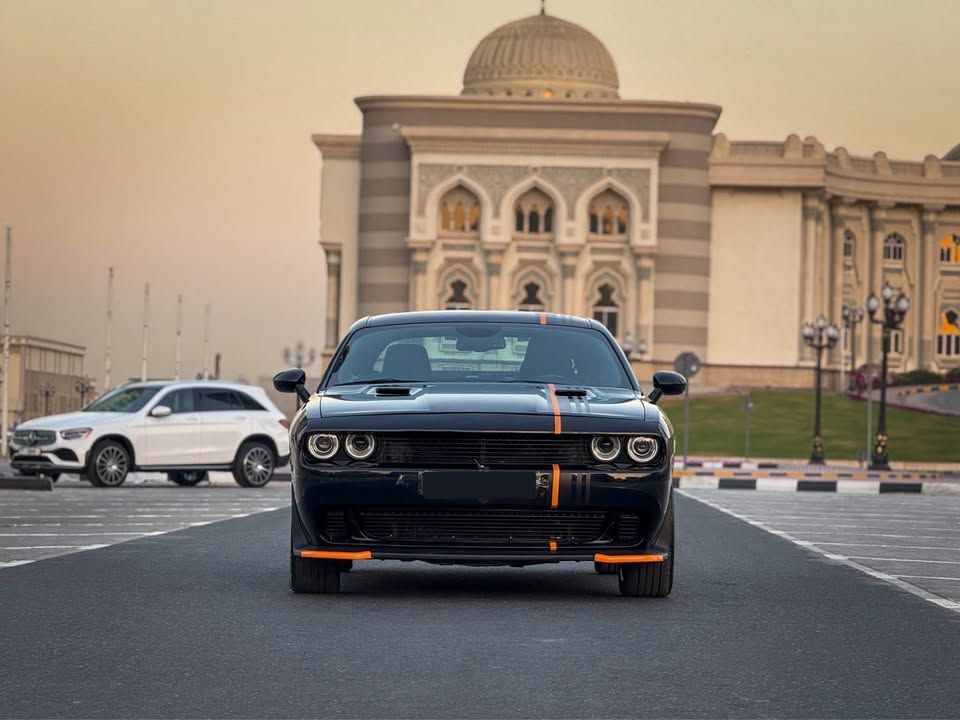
left=84, top=441, right=131, bottom=488
left=168, top=471, right=208, bottom=486
left=233, top=441, right=275, bottom=488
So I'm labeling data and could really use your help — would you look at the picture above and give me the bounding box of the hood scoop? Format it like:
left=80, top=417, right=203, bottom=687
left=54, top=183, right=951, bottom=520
left=554, top=388, right=589, bottom=398
left=374, top=386, right=414, bottom=397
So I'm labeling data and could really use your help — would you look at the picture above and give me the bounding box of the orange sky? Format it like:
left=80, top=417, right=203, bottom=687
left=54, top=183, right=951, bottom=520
left=0, top=0, right=957, bottom=386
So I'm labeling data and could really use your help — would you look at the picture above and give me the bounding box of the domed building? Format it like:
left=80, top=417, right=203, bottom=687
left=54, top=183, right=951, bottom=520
left=313, top=9, right=960, bottom=387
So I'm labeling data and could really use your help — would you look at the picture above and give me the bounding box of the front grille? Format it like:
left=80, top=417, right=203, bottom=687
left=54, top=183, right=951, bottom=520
left=12, top=455, right=53, bottom=464
left=13, top=429, right=57, bottom=447
left=356, top=508, right=609, bottom=544
left=377, top=433, right=589, bottom=467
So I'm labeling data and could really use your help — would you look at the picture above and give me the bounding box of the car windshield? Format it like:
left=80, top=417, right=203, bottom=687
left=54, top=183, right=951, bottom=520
left=83, top=386, right=162, bottom=413
left=325, top=322, right=634, bottom=389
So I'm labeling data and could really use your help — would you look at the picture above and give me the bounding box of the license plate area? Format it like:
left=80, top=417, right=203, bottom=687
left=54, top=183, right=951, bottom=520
left=19, top=447, right=43, bottom=456
left=420, top=470, right=538, bottom=501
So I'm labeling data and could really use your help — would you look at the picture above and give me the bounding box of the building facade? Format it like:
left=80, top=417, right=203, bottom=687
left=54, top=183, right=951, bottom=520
left=314, top=10, right=960, bottom=387
left=2, top=336, right=89, bottom=428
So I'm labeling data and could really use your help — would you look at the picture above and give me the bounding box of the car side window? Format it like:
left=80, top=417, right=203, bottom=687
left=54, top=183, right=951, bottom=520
left=199, top=389, right=244, bottom=412
left=236, top=392, right=266, bottom=411
left=160, top=389, right=196, bottom=414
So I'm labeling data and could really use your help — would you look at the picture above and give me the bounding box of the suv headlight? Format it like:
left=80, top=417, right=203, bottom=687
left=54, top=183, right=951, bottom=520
left=60, top=428, right=92, bottom=441
left=306, top=433, right=339, bottom=460
left=626, top=436, right=659, bottom=464
left=590, top=435, right=622, bottom=463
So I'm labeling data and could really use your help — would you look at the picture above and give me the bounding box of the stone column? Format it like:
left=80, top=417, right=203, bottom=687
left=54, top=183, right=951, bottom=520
left=558, top=246, right=581, bottom=316
left=919, top=208, right=940, bottom=368
left=484, top=245, right=505, bottom=310
left=868, top=206, right=888, bottom=363
left=324, top=247, right=341, bottom=350
left=800, top=197, right=822, bottom=361
left=409, top=246, right=430, bottom=311
left=633, top=249, right=655, bottom=360
left=829, top=209, right=847, bottom=370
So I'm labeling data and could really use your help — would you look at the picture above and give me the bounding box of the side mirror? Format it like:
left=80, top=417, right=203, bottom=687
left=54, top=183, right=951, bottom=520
left=273, top=367, right=310, bottom=403
left=150, top=405, right=172, bottom=418
left=647, top=370, right=687, bottom=404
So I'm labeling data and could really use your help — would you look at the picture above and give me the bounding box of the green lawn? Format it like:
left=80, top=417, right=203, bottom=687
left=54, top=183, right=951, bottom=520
left=659, top=390, right=960, bottom=463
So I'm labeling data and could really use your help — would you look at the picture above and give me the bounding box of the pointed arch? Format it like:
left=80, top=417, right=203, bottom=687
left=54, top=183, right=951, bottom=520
left=511, top=266, right=555, bottom=312
left=499, top=175, right=567, bottom=231
left=575, top=177, right=644, bottom=245
left=585, top=269, right=627, bottom=338
left=422, top=173, right=492, bottom=240
left=438, top=262, right=480, bottom=310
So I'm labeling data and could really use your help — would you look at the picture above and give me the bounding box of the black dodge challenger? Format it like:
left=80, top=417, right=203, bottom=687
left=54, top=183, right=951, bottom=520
left=274, top=311, right=686, bottom=597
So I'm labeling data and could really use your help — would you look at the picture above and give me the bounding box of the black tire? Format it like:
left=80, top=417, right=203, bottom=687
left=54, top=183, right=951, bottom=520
left=41, top=472, right=61, bottom=482
left=290, top=553, right=341, bottom=594
left=337, top=560, right=353, bottom=573
left=168, top=471, right=209, bottom=486
left=232, top=441, right=275, bottom=488
left=594, top=561, right=617, bottom=575
left=83, top=440, right=131, bottom=488
left=618, top=502, right=674, bottom=598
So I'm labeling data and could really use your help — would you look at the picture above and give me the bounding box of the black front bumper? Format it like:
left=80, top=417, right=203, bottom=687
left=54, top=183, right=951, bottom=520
left=291, top=466, right=672, bottom=565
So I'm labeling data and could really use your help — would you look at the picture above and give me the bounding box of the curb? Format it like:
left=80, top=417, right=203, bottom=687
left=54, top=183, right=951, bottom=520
left=674, top=468, right=958, bottom=481
left=0, top=475, right=53, bottom=491
left=674, top=476, right=960, bottom=495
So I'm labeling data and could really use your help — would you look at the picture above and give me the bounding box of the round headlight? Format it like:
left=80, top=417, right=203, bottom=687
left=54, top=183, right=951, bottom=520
left=626, top=436, right=659, bottom=464
left=590, top=435, right=622, bottom=463
left=307, top=433, right=339, bottom=460
left=344, top=433, right=376, bottom=460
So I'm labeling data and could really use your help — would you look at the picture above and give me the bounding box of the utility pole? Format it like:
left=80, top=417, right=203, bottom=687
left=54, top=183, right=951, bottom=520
left=174, top=293, right=183, bottom=381
left=141, top=283, right=149, bottom=382
left=202, top=304, right=211, bottom=380
left=104, top=267, right=114, bottom=391
left=1, top=227, right=11, bottom=456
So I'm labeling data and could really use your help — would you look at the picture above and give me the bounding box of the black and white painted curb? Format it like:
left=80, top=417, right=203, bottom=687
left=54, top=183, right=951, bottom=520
left=674, top=476, right=960, bottom=495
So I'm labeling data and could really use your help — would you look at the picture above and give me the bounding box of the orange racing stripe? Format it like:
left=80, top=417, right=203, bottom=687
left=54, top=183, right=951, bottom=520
left=539, top=312, right=547, bottom=325
left=594, top=553, right=665, bottom=564
left=547, top=383, right=561, bottom=434
left=549, top=539, right=558, bottom=552
left=550, top=463, right=560, bottom=509
left=300, top=550, right=372, bottom=560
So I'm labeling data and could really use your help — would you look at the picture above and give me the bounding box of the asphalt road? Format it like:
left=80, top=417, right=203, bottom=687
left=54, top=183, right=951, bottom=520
left=2, top=492, right=960, bottom=718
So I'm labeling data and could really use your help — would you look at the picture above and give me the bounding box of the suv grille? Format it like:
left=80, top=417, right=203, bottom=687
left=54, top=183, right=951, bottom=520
left=13, top=429, right=57, bottom=447
left=357, top=508, right=608, bottom=544
left=377, top=433, right=589, bottom=467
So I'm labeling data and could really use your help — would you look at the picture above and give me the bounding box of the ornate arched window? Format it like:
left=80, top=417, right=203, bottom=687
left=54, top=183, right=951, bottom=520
left=940, top=234, right=960, bottom=265
left=937, top=308, right=960, bottom=357
left=444, top=278, right=473, bottom=310
left=518, top=281, right=546, bottom=312
left=592, top=283, right=620, bottom=337
left=438, top=186, right=480, bottom=236
left=843, top=229, right=856, bottom=259
left=883, top=232, right=906, bottom=262
left=512, top=188, right=554, bottom=236
left=587, top=189, right=629, bottom=238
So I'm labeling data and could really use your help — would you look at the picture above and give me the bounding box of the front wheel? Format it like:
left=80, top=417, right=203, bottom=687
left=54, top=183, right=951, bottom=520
left=618, top=502, right=674, bottom=598
left=168, top=471, right=209, bottom=486
left=84, top=440, right=131, bottom=487
left=233, top=441, right=276, bottom=487
left=290, top=553, right=341, bottom=593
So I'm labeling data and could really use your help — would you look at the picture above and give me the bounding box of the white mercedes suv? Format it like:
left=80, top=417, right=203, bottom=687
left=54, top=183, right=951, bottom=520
left=9, top=380, right=290, bottom=487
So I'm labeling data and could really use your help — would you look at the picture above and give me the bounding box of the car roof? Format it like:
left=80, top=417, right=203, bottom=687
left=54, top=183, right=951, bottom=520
left=359, top=310, right=597, bottom=329
left=120, top=380, right=267, bottom=393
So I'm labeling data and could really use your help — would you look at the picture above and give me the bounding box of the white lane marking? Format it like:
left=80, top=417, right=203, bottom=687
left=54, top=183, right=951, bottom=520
left=1, top=544, right=109, bottom=550
left=788, top=531, right=960, bottom=541
left=895, top=575, right=960, bottom=581
left=0, top=532, right=167, bottom=537
left=0, top=560, right=33, bottom=568
left=843, top=556, right=960, bottom=565
left=679, top=489, right=960, bottom=617
left=812, top=542, right=960, bottom=551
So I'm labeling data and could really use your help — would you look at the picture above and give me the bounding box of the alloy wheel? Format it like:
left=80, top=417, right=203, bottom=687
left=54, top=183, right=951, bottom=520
left=96, top=445, right=129, bottom=486
left=242, top=446, right=274, bottom=487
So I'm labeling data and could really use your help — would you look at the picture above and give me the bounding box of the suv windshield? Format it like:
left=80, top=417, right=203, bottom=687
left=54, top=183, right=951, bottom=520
left=326, top=322, right=633, bottom=389
left=84, top=386, right=162, bottom=413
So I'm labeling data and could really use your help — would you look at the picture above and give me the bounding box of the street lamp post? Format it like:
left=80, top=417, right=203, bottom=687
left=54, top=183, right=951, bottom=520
left=866, top=282, right=910, bottom=470
left=801, top=315, right=840, bottom=465
left=841, top=303, right=865, bottom=392
left=74, top=376, right=94, bottom=408
left=39, top=384, right=56, bottom=416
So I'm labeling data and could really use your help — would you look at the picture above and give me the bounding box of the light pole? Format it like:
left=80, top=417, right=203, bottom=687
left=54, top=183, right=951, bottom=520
left=39, top=384, right=56, bottom=416
left=74, top=376, right=94, bottom=408
left=801, top=315, right=840, bottom=465
left=284, top=341, right=316, bottom=370
left=841, top=303, right=865, bottom=392
left=866, top=282, right=910, bottom=470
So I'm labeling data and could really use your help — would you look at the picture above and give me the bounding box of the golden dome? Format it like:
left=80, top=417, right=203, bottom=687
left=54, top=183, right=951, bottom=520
left=462, top=11, right=620, bottom=100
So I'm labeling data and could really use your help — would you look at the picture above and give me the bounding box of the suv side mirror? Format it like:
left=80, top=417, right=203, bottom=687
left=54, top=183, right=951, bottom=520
left=273, top=367, right=310, bottom=403
left=647, top=371, right=687, bottom=404
left=150, top=405, right=172, bottom=418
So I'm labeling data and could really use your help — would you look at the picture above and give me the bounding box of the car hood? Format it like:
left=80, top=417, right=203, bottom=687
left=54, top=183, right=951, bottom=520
left=15, top=412, right=130, bottom=431
left=313, top=383, right=655, bottom=433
